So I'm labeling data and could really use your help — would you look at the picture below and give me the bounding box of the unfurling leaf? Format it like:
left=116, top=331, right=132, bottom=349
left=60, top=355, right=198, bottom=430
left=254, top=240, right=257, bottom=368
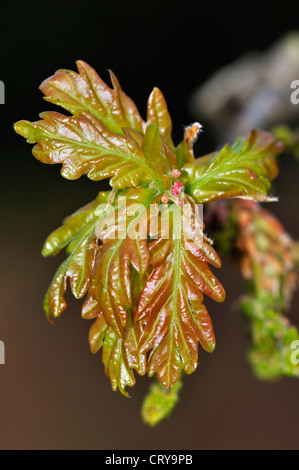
left=147, top=87, right=175, bottom=153
left=42, top=191, right=109, bottom=322
left=42, top=191, right=109, bottom=257
left=86, top=264, right=147, bottom=397
left=233, top=200, right=299, bottom=379
left=135, top=199, right=225, bottom=388
left=141, top=377, right=183, bottom=426
left=234, top=200, right=298, bottom=308
left=86, top=187, right=157, bottom=336
left=181, top=129, right=284, bottom=203
left=241, top=299, right=299, bottom=380
left=43, top=224, right=97, bottom=322
left=88, top=309, right=146, bottom=397
left=272, top=125, right=299, bottom=160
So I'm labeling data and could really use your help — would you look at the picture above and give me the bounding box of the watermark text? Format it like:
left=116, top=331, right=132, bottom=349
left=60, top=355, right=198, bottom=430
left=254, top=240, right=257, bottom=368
left=0, top=340, right=5, bottom=364
left=290, top=80, right=299, bottom=104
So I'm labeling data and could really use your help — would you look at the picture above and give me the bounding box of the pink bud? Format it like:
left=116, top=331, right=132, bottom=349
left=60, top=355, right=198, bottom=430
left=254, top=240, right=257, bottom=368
left=171, top=181, right=183, bottom=197
left=172, top=169, right=181, bottom=178
left=161, top=194, right=169, bottom=204
left=178, top=198, right=184, bottom=206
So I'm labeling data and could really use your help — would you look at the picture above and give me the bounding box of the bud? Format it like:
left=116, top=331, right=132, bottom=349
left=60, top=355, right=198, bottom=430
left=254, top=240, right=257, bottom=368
left=171, top=169, right=181, bottom=178
left=171, top=181, right=183, bottom=197
left=184, top=122, right=202, bottom=147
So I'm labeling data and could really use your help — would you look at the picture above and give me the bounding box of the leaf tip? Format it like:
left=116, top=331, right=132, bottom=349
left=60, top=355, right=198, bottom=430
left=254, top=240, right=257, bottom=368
left=107, top=68, right=119, bottom=88
left=141, top=379, right=183, bottom=426
left=41, top=244, right=51, bottom=257
left=205, top=340, right=216, bottom=353
left=13, top=120, right=30, bottom=138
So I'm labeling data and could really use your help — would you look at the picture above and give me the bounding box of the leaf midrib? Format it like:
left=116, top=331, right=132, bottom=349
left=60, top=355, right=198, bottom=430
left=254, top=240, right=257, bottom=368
left=189, top=147, right=271, bottom=192
left=34, top=123, right=162, bottom=184
left=46, top=80, right=123, bottom=135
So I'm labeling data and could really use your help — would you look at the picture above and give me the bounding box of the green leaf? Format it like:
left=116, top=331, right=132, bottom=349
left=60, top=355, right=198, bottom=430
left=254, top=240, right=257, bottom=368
left=141, top=376, right=183, bottom=426
left=147, top=87, right=176, bottom=153
left=142, top=123, right=173, bottom=179
left=242, top=298, right=299, bottom=380
left=233, top=200, right=299, bottom=379
left=14, top=112, right=169, bottom=189
left=42, top=191, right=109, bottom=257
left=181, top=129, right=284, bottom=203
left=42, top=191, right=110, bottom=321
left=43, top=219, right=98, bottom=322
left=272, top=125, right=299, bottom=160
left=135, top=199, right=225, bottom=388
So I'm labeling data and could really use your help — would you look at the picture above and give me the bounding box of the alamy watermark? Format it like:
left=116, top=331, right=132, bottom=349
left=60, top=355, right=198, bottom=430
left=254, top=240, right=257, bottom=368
left=94, top=195, right=204, bottom=250
left=0, top=340, right=5, bottom=364
left=290, top=340, right=299, bottom=365
left=0, top=80, right=4, bottom=104
left=290, top=80, right=299, bottom=105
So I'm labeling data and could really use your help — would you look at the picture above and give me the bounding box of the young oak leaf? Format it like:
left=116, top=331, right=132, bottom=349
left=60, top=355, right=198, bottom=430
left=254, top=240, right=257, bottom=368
left=135, top=199, right=225, bottom=388
left=234, top=200, right=298, bottom=307
left=86, top=187, right=157, bottom=337
left=146, top=87, right=176, bottom=155
left=88, top=309, right=146, bottom=397
left=142, top=123, right=167, bottom=176
left=180, top=129, right=284, bottom=203
left=14, top=111, right=170, bottom=189
left=86, top=266, right=147, bottom=396
left=42, top=191, right=110, bottom=257
left=141, top=376, right=183, bottom=426
left=39, top=60, right=145, bottom=136
left=41, top=192, right=110, bottom=322
left=14, top=61, right=177, bottom=189
left=43, top=192, right=114, bottom=321
left=232, top=200, right=299, bottom=380
left=43, top=220, right=98, bottom=322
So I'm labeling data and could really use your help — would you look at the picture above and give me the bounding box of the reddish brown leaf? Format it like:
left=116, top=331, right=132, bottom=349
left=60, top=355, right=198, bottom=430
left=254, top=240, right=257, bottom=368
left=88, top=308, right=146, bottom=397
left=40, top=60, right=145, bottom=135
left=14, top=111, right=167, bottom=189
left=147, top=87, right=175, bottom=152
left=85, top=187, right=157, bottom=336
left=135, top=199, right=225, bottom=388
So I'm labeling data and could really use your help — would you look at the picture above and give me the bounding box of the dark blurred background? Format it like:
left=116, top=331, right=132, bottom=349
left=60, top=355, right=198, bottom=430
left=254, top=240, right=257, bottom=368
left=1, top=0, right=299, bottom=450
